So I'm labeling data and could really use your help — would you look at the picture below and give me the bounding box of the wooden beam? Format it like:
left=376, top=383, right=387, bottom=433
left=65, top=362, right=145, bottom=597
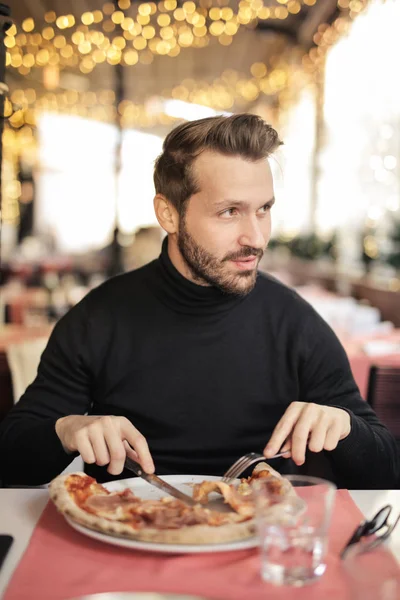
left=297, top=0, right=338, bottom=47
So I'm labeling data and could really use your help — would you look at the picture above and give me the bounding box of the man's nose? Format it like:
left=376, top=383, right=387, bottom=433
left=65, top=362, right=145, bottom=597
left=238, top=218, right=266, bottom=249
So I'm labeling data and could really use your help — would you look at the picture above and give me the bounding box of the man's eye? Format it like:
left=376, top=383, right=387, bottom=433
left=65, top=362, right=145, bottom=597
left=260, top=204, right=271, bottom=213
left=221, top=208, right=237, bottom=217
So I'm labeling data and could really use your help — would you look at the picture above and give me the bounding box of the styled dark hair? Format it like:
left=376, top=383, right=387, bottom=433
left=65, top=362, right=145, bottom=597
left=154, top=113, right=282, bottom=216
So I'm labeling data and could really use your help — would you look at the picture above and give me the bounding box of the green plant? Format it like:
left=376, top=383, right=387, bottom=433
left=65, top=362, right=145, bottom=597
left=267, top=233, right=337, bottom=261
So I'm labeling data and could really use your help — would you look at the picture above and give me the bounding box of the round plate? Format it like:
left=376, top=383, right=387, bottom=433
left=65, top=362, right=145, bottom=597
left=64, top=474, right=258, bottom=554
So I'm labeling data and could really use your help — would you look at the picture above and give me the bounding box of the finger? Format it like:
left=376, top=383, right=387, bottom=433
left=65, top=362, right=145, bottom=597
left=123, top=440, right=140, bottom=462
left=324, top=423, right=343, bottom=451
left=121, top=421, right=154, bottom=473
left=279, top=439, right=292, bottom=457
left=264, top=403, right=304, bottom=457
left=290, top=406, right=319, bottom=465
left=308, top=415, right=330, bottom=454
left=88, top=426, right=111, bottom=466
left=75, top=431, right=96, bottom=464
left=103, top=429, right=127, bottom=475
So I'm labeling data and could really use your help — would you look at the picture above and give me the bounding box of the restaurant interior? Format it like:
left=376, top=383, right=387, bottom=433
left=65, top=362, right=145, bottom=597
left=0, top=0, right=400, bottom=598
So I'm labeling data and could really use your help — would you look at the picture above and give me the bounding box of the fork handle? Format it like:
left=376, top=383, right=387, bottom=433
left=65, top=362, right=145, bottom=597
left=269, top=451, right=290, bottom=460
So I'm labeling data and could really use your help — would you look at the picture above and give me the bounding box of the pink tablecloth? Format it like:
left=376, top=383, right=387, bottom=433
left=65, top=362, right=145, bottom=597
left=4, top=490, right=399, bottom=600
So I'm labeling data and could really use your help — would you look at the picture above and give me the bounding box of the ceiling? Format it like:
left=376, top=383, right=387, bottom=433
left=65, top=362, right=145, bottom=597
left=5, top=0, right=339, bottom=112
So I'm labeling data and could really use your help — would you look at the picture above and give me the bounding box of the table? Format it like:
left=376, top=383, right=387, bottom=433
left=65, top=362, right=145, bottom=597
left=0, top=326, right=53, bottom=350
left=4, top=288, right=48, bottom=325
left=0, top=488, right=399, bottom=598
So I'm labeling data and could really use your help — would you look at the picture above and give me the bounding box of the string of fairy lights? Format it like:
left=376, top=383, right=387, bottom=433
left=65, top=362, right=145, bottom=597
left=3, top=0, right=370, bottom=131
left=1, top=0, right=371, bottom=226
left=4, top=53, right=300, bottom=131
left=5, top=0, right=315, bottom=76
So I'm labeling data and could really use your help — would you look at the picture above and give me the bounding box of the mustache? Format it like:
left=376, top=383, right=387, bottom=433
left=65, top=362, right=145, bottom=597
left=223, top=247, right=264, bottom=262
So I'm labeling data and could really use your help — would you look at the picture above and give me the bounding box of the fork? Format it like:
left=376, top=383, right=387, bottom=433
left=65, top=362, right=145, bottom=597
left=221, top=451, right=290, bottom=484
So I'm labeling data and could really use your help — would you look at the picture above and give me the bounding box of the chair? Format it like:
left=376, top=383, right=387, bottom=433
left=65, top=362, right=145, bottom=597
left=5, top=337, right=49, bottom=403
left=2, top=337, right=84, bottom=487
left=367, top=365, right=400, bottom=443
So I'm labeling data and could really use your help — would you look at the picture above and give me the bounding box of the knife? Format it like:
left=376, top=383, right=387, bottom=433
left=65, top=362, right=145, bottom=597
left=124, top=456, right=197, bottom=506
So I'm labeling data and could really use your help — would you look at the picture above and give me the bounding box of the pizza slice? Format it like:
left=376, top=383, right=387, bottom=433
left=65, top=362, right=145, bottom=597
left=49, top=472, right=254, bottom=544
left=49, top=462, right=294, bottom=545
left=192, top=461, right=292, bottom=517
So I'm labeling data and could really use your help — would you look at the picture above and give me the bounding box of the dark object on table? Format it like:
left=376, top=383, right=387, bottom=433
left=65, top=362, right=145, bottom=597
left=341, top=504, right=400, bottom=559
left=0, top=534, right=13, bottom=571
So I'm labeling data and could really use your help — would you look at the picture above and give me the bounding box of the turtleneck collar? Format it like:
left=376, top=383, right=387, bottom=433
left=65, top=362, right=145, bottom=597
left=151, top=236, right=248, bottom=315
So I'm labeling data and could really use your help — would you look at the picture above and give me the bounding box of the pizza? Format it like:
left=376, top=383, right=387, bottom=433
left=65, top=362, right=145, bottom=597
left=49, top=461, right=293, bottom=545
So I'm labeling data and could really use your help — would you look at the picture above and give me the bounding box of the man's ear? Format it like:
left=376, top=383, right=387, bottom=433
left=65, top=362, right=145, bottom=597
left=154, top=194, right=179, bottom=234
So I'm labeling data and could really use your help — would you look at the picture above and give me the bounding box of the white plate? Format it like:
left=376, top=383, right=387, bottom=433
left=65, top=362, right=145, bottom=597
left=64, top=474, right=258, bottom=554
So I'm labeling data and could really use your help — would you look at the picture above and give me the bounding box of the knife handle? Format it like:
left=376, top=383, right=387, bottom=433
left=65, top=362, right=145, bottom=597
left=124, top=456, right=143, bottom=476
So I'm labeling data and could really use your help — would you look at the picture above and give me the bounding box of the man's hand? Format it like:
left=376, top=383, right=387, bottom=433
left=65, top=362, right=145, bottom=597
left=55, top=415, right=154, bottom=475
left=264, top=402, right=351, bottom=466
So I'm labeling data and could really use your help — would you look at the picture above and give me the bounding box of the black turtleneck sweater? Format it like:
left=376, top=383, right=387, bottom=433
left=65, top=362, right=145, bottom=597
left=0, top=239, right=398, bottom=488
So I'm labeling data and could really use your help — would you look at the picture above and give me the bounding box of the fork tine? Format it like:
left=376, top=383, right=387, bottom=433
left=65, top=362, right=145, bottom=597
left=222, top=456, right=251, bottom=482
left=222, top=452, right=260, bottom=483
left=224, top=458, right=259, bottom=482
left=223, top=453, right=255, bottom=480
left=222, top=458, right=245, bottom=482
left=223, top=450, right=292, bottom=484
left=224, top=462, right=251, bottom=482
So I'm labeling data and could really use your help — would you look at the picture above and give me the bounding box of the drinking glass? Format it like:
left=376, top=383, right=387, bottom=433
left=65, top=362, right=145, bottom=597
left=252, top=474, right=336, bottom=586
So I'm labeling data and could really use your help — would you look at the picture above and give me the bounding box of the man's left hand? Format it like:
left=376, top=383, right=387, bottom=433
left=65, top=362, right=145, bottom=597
left=264, top=402, right=351, bottom=466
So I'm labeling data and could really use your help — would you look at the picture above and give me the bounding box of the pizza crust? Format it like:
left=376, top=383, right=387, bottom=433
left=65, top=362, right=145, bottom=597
left=250, top=462, right=296, bottom=497
left=49, top=472, right=256, bottom=545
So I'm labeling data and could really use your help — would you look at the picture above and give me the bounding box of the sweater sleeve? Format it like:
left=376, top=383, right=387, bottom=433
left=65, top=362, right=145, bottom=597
left=298, top=306, right=399, bottom=489
left=0, top=297, right=95, bottom=486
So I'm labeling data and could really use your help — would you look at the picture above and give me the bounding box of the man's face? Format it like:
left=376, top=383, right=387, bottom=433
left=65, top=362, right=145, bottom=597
left=177, top=151, right=275, bottom=296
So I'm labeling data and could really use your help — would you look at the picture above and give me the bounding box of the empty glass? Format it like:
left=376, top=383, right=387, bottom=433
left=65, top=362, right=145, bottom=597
left=252, top=475, right=336, bottom=587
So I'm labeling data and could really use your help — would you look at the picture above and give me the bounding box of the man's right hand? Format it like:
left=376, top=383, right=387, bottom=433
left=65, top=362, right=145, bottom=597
left=55, top=415, right=154, bottom=475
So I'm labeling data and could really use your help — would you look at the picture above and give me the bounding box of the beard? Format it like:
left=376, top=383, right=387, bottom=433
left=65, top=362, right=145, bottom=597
left=177, top=220, right=265, bottom=296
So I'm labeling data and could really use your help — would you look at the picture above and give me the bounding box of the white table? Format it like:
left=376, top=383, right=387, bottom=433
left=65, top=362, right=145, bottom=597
left=0, top=489, right=399, bottom=598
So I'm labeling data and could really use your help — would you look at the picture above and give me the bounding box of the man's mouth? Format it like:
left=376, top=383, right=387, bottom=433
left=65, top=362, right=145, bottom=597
left=231, top=256, right=258, bottom=270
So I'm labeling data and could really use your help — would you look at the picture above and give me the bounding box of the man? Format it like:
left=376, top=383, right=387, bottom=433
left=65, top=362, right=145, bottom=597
left=0, top=114, right=398, bottom=489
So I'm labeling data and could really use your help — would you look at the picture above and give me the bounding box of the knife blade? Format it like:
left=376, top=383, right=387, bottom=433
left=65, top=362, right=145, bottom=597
left=124, top=457, right=197, bottom=506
